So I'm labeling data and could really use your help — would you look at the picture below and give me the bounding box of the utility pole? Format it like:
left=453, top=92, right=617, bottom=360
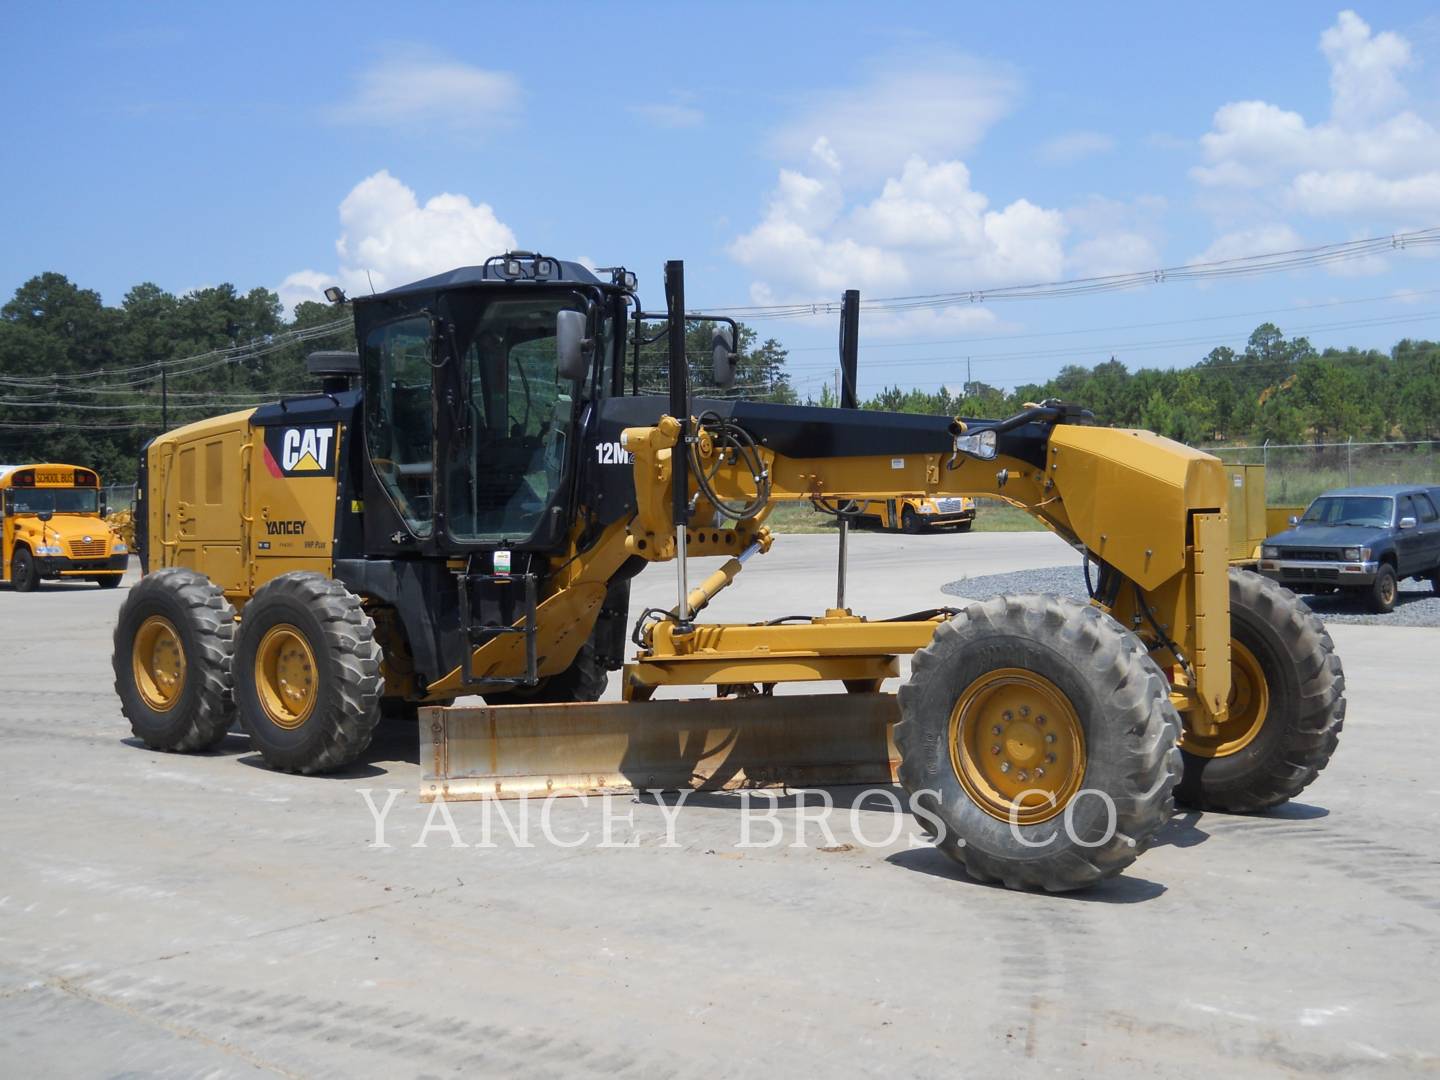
left=161, top=366, right=168, bottom=430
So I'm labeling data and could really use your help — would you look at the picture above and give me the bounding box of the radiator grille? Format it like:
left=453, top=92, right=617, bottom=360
left=68, top=538, right=108, bottom=559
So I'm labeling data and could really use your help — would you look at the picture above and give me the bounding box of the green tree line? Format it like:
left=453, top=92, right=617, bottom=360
left=4, top=269, right=1438, bottom=486
left=839, top=323, right=1440, bottom=445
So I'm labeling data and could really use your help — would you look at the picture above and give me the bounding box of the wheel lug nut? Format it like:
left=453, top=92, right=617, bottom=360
left=1019, top=705, right=1030, bottom=718
left=1035, top=767, right=1046, bottom=778
left=1017, top=770, right=1029, bottom=782
left=991, top=744, right=1001, bottom=755
left=1002, top=710, right=1013, bottom=722
left=1045, top=733, right=1056, bottom=744
left=1036, top=715, right=1046, bottom=725
left=1046, top=753, right=1056, bottom=764
left=992, top=724, right=1003, bottom=735
left=999, top=762, right=1011, bottom=774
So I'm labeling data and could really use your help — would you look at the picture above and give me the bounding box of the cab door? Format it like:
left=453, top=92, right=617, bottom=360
left=1394, top=494, right=1424, bottom=576
left=1414, top=492, right=1440, bottom=573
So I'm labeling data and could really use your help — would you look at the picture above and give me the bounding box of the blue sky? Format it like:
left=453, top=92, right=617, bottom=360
left=4, top=2, right=1440, bottom=399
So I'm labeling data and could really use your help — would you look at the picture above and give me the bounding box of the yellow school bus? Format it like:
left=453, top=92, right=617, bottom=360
left=856, top=495, right=977, bottom=534
left=0, top=464, right=129, bottom=591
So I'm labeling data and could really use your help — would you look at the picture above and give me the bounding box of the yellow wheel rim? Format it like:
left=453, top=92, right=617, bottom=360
left=948, top=667, right=1086, bottom=826
left=132, top=615, right=186, bottom=712
left=1181, top=638, right=1270, bottom=758
left=254, top=624, right=318, bottom=730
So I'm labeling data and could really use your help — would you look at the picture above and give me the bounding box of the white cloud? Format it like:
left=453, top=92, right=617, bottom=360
left=1036, top=131, right=1116, bottom=165
left=279, top=171, right=518, bottom=314
left=769, top=52, right=1020, bottom=182
left=1063, top=195, right=1166, bottom=277
left=1321, top=9, right=1412, bottom=122
left=1193, top=11, right=1440, bottom=220
left=1193, top=224, right=1305, bottom=265
left=729, top=156, right=1066, bottom=303
left=630, top=102, right=704, bottom=128
left=332, top=47, right=520, bottom=131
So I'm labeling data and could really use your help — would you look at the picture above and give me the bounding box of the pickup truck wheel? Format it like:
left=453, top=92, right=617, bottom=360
left=1177, top=570, right=1345, bottom=812
left=1366, top=563, right=1397, bottom=614
left=897, top=594, right=1180, bottom=892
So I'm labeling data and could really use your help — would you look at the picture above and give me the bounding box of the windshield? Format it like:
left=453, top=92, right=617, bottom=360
left=6, top=489, right=100, bottom=515
left=444, top=293, right=586, bottom=543
left=1300, top=496, right=1393, bottom=528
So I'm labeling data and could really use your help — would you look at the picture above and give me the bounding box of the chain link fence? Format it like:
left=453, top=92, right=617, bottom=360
left=1210, top=440, right=1440, bottom=507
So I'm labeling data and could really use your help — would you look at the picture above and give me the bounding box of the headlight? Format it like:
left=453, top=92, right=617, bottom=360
left=919, top=503, right=935, bottom=514
left=1263, top=545, right=1279, bottom=558
left=38, top=545, right=62, bottom=556
left=953, top=428, right=997, bottom=460
left=1343, top=547, right=1368, bottom=561
left=113, top=543, right=128, bottom=554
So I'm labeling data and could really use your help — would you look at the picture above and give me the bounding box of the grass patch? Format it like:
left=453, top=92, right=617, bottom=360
left=763, top=498, right=1046, bottom=533
left=764, top=502, right=839, bottom=534
left=970, top=499, right=1047, bottom=532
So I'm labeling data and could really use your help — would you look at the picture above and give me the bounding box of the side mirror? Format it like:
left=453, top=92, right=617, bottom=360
left=555, top=310, right=590, bottom=382
left=712, top=325, right=737, bottom=389
left=1288, top=515, right=1300, bottom=526
left=1399, top=515, right=1417, bottom=530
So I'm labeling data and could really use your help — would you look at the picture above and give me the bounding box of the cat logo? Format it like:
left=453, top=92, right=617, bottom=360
left=262, top=425, right=338, bottom=478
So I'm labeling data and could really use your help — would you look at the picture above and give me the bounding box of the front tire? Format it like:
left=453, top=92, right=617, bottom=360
left=11, top=547, right=38, bottom=591
left=233, top=573, right=383, bottom=774
left=896, top=594, right=1180, bottom=892
left=95, top=575, right=123, bottom=590
left=1367, top=563, right=1397, bottom=613
left=113, top=567, right=236, bottom=752
left=1176, top=569, right=1344, bottom=812
left=900, top=507, right=924, bottom=535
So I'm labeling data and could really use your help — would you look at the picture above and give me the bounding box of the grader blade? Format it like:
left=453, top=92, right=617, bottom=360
left=420, top=694, right=899, bottom=801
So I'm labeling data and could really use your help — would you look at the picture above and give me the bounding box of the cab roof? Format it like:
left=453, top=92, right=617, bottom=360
left=1319, top=484, right=1439, bottom=498
left=363, top=260, right=604, bottom=301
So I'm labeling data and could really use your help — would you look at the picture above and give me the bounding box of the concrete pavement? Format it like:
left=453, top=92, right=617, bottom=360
left=1, top=533, right=1437, bottom=1077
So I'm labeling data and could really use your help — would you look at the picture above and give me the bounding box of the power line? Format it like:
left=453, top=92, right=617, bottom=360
left=702, top=228, right=1440, bottom=321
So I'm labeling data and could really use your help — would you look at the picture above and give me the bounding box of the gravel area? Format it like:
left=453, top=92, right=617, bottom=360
left=943, top=563, right=1440, bottom=627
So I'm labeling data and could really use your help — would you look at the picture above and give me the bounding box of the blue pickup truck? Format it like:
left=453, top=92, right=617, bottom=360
left=1258, top=483, right=1440, bottom=612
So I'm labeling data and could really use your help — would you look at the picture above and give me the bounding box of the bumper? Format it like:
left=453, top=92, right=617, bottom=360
left=35, top=554, right=129, bottom=579
left=921, top=510, right=976, bottom=527
left=1258, top=557, right=1378, bottom=587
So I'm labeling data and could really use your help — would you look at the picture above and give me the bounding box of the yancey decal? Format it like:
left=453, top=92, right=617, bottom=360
left=263, top=425, right=337, bottom=478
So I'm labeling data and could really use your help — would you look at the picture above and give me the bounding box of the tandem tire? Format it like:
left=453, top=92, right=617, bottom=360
left=896, top=594, right=1181, bottom=892
left=233, top=572, right=384, bottom=775
left=11, top=547, right=38, bottom=591
left=1176, top=569, right=1344, bottom=813
left=482, top=639, right=609, bottom=706
left=1366, top=563, right=1398, bottom=614
left=113, top=567, right=236, bottom=752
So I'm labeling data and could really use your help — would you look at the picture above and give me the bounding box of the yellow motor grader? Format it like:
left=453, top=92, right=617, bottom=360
left=112, top=255, right=1344, bottom=891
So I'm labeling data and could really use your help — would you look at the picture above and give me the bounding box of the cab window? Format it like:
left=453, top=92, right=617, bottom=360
left=363, top=316, right=434, bottom=538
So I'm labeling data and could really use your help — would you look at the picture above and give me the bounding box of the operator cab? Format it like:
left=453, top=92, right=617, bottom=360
left=352, top=253, right=631, bottom=557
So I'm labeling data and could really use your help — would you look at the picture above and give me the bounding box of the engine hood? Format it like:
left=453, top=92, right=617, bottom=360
left=1268, top=523, right=1390, bottom=548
